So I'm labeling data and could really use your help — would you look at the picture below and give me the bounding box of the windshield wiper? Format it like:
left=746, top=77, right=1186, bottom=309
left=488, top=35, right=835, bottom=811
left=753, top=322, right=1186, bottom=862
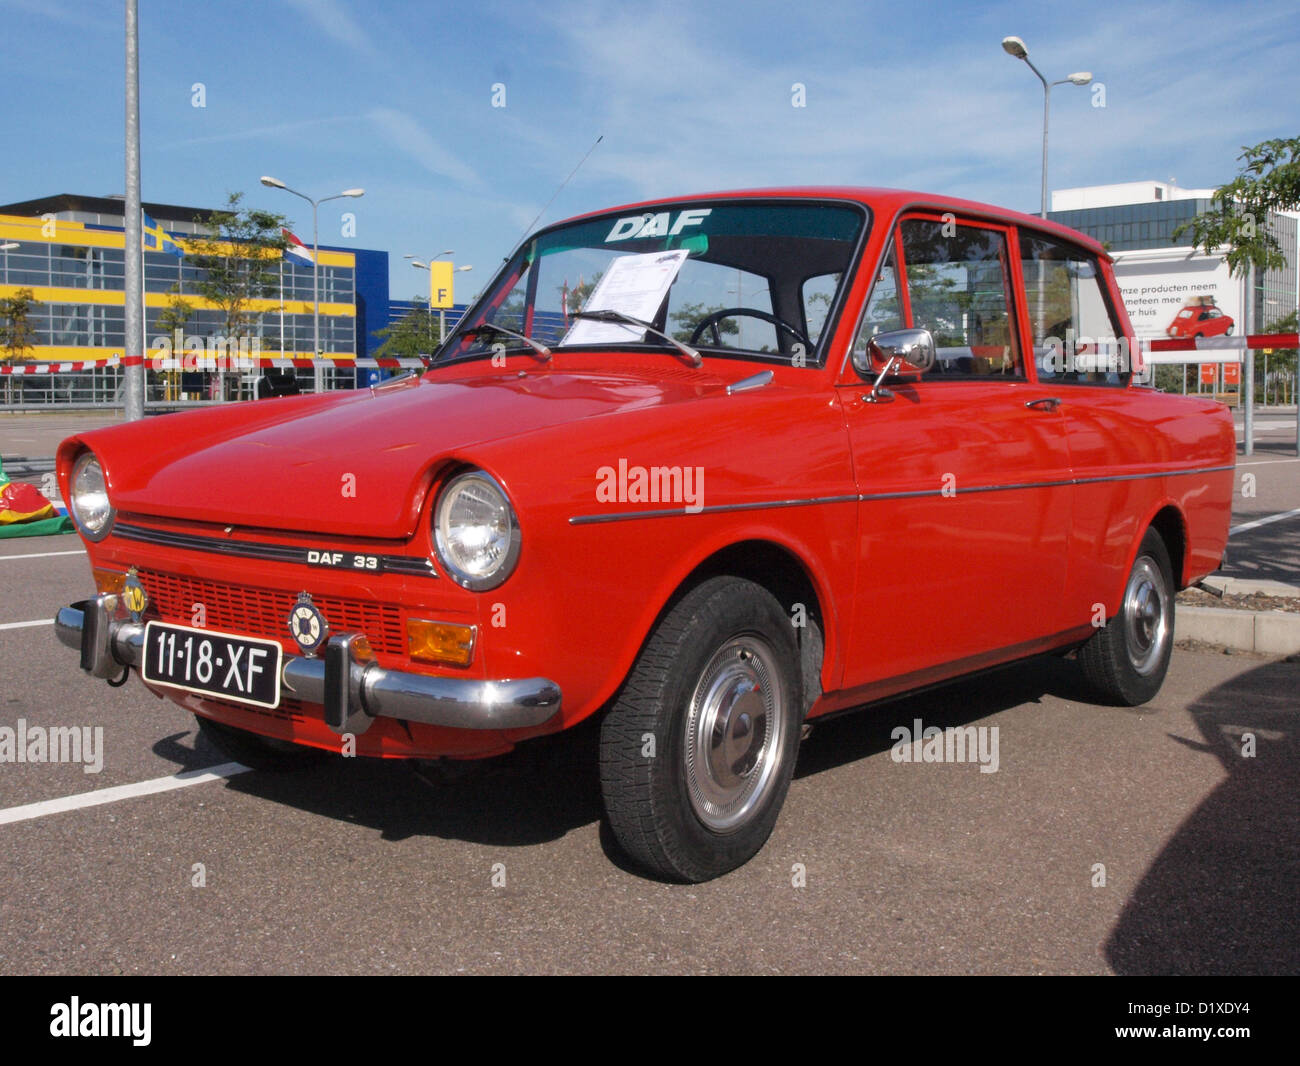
left=567, top=309, right=702, bottom=367
left=462, top=323, right=552, bottom=361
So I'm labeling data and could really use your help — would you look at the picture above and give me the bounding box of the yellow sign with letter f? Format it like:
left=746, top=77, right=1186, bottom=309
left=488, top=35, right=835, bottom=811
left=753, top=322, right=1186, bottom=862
left=429, top=261, right=454, bottom=309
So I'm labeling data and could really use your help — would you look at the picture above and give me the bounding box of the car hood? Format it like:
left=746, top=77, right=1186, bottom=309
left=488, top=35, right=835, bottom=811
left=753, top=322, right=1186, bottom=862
left=77, top=364, right=727, bottom=540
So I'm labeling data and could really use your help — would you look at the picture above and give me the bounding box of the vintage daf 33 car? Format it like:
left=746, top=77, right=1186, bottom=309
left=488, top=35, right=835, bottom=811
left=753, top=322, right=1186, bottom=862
left=55, top=188, right=1235, bottom=881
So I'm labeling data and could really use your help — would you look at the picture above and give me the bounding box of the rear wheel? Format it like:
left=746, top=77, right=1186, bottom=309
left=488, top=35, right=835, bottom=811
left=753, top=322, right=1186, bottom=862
left=1079, top=529, right=1175, bottom=705
left=599, top=577, right=803, bottom=882
left=195, top=715, right=327, bottom=771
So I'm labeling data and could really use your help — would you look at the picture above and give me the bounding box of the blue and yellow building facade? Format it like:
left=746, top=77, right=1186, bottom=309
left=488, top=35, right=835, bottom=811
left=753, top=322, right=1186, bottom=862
left=0, top=194, right=389, bottom=364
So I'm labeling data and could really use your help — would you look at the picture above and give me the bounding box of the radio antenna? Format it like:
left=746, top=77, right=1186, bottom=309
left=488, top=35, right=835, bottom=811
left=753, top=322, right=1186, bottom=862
left=514, top=134, right=603, bottom=246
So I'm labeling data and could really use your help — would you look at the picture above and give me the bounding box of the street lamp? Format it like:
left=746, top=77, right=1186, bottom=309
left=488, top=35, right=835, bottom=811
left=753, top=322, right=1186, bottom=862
left=407, top=255, right=471, bottom=351
left=260, top=176, right=364, bottom=391
left=0, top=242, right=16, bottom=285
left=1001, top=36, right=1091, bottom=218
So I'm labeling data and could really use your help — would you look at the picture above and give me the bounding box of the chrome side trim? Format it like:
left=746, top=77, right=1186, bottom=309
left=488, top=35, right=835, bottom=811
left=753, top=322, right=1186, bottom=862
left=55, top=598, right=561, bottom=733
left=566, top=465, right=1236, bottom=524
left=568, top=495, right=859, bottom=526
left=113, top=522, right=438, bottom=578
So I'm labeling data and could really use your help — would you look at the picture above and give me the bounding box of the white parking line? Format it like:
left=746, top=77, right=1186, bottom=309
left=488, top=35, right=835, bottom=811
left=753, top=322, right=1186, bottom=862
left=0, top=762, right=252, bottom=826
left=0, top=550, right=85, bottom=561
left=1230, top=506, right=1300, bottom=536
left=1237, top=457, right=1300, bottom=467
left=0, top=618, right=54, bottom=631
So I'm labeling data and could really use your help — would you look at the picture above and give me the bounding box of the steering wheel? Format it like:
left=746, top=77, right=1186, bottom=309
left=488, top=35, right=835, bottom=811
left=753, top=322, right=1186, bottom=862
left=688, top=307, right=812, bottom=352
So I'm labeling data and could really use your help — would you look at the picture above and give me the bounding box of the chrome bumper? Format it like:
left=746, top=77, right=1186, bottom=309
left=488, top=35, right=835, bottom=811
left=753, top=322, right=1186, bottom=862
left=55, top=595, right=562, bottom=737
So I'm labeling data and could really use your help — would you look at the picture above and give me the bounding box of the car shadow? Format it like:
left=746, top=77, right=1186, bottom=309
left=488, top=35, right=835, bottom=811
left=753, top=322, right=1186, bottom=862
left=1103, top=658, right=1300, bottom=974
left=793, top=654, right=1081, bottom=779
left=152, top=653, right=1085, bottom=857
left=156, top=714, right=606, bottom=848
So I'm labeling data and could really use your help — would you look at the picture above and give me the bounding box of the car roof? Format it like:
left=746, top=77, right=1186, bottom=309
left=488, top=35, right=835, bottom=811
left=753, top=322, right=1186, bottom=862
left=553, top=186, right=1111, bottom=261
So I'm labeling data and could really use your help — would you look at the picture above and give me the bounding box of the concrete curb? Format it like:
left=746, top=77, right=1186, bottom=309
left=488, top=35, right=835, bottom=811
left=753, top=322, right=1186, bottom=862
left=1177, top=605, right=1300, bottom=655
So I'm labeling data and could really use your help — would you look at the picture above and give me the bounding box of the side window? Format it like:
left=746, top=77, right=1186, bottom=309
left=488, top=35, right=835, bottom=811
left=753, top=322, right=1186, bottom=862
left=802, top=272, right=839, bottom=347
left=852, top=246, right=903, bottom=362
left=1020, top=233, right=1129, bottom=386
left=898, top=219, right=1023, bottom=378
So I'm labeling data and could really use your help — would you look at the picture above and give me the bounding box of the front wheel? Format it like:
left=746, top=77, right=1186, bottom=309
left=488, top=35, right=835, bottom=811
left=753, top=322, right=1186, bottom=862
left=599, top=577, right=803, bottom=882
left=1078, top=529, right=1175, bottom=705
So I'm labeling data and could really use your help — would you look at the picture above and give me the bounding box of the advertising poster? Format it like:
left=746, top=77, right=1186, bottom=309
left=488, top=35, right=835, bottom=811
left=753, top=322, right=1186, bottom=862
left=1110, top=248, right=1243, bottom=344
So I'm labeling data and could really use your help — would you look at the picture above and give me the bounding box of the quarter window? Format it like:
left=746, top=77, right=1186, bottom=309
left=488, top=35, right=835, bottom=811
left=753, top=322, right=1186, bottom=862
left=1019, top=233, right=1129, bottom=385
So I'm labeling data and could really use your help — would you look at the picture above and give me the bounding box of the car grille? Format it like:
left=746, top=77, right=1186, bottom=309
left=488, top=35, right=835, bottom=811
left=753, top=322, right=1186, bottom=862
left=205, top=695, right=311, bottom=724
left=136, top=568, right=406, bottom=656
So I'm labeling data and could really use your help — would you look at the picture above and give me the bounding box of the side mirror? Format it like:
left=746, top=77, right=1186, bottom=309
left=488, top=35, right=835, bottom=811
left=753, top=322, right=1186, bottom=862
left=853, top=327, right=937, bottom=380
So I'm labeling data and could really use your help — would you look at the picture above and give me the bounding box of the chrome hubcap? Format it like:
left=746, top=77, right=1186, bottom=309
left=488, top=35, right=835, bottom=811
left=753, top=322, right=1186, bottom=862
left=684, top=636, right=786, bottom=833
left=1123, top=557, right=1169, bottom=675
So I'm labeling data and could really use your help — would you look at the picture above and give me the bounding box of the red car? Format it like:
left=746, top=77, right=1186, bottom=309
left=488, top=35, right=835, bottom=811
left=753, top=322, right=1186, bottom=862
left=1167, top=298, right=1235, bottom=339
left=55, top=188, right=1235, bottom=881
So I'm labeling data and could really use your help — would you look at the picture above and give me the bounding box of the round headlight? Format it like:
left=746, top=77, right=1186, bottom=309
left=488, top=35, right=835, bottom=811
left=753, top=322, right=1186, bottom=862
left=433, top=470, right=521, bottom=590
left=70, top=452, right=115, bottom=541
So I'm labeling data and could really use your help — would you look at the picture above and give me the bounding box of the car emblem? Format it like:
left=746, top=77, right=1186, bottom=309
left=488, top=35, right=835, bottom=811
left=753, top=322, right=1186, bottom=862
left=287, top=592, right=329, bottom=657
left=122, top=567, right=149, bottom=621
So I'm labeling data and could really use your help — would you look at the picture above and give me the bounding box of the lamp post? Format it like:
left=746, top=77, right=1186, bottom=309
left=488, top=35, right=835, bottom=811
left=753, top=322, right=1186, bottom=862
left=1001, top=36, right=1091, bottom=218
left=0, top=242, right=15, bottom=286
left=407, top=254, right=471, bottom=351
left=260, top=176, right=364, bottom=392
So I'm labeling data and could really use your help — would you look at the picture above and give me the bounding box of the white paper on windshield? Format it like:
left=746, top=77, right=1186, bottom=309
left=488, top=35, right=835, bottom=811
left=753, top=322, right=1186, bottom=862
left=561, top=249, right=690, bottom=346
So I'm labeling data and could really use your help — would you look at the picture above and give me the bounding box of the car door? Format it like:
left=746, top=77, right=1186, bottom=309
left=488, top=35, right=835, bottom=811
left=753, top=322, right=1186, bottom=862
left=1016, top=229, right=1231, bottom=620
left=836, top=213, right=1075, bottom=698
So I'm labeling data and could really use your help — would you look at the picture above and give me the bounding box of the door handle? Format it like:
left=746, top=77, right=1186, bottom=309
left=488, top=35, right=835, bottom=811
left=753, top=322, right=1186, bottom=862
left=1025, top=397, right=1061, bottom=411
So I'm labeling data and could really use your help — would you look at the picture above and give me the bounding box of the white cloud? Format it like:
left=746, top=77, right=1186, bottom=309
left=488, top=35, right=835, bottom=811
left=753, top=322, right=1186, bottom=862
left=366, top=108, right=481, bottom=188
left=282, top=0, right=382, bottom=62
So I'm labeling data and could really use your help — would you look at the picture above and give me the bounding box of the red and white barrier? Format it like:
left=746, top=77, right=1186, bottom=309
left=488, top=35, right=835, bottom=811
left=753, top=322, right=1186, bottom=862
left=0, top=356, right=430, bottom=376
left=1141, top=332, right=1299, bottom=364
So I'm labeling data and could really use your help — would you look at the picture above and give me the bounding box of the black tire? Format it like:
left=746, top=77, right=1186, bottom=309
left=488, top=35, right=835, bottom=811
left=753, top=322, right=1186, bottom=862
left=599, top=576, right=803, bottom=882
left=1078, top=529, right=1175, bottom=706
left=195, top=714, right=327, bottom=771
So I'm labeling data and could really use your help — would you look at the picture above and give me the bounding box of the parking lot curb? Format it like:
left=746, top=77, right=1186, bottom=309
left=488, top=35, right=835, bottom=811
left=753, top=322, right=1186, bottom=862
left=1178, top=604, right=1300, bottom=655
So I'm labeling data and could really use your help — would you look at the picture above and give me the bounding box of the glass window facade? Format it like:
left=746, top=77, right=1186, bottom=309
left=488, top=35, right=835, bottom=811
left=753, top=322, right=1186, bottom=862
left=1, top=231, right=359, bottom=354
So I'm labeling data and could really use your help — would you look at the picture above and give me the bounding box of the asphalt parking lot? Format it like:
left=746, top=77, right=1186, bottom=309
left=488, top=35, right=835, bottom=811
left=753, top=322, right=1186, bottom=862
left=1, top=407, right=1297, bottom=975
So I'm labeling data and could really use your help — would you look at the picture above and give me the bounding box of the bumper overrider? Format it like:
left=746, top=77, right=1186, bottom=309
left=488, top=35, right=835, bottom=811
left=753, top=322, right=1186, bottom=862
left=55, top=594, right=562, bottom=737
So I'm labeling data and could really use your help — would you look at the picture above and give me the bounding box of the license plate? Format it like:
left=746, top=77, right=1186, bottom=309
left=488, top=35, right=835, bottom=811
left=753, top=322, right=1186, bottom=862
left=141, top=622, right=282, bottom=709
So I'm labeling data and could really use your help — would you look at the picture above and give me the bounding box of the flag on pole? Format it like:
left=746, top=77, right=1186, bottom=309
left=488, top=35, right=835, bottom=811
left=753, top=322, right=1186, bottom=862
left=142, top=211, right=185, bottom=257
left=282, top=228, right=314, bottom=267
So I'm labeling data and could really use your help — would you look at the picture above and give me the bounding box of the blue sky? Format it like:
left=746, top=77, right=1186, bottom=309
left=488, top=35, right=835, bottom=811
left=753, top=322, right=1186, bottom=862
left=1, top=0, right=1297, bottom=303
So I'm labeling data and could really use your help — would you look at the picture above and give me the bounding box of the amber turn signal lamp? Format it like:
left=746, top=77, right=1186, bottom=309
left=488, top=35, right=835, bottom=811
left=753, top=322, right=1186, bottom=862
left=407, top=619, right=476, bottom=667
left=92, top=568, right=127, bottom=595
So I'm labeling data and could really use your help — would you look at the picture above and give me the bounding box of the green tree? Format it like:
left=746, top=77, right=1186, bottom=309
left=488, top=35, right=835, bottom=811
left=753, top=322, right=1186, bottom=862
left=1175, top=138, right=1300, bottom=403
left=374, top=297, right=439, bottom=358
left=155, top=289, right=193, bottom=343
left=1262, top=308, right=1297, bottom=404
left=1174, top=136, right=1300, bottom=275
left=185, top=192, right=289, bottom=340
left=670, top=301, right=739, bottom=343
left=0, top=288, right=37, bottom=361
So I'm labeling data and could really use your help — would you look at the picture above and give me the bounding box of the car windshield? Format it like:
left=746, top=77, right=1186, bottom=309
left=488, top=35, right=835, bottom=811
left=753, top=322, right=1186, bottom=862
left=442, top=200, right=867, bottom=366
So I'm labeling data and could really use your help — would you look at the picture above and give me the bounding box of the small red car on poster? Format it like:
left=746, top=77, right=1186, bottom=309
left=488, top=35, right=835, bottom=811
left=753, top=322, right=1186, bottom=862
left=55, top=188, right=1235, bottom=881
left=1166, top=296, right=1235, bottom=339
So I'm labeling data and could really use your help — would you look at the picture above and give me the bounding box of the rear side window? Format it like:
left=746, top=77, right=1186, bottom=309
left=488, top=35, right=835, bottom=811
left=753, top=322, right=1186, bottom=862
left=1020, top=233, right=1129, bottom=386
